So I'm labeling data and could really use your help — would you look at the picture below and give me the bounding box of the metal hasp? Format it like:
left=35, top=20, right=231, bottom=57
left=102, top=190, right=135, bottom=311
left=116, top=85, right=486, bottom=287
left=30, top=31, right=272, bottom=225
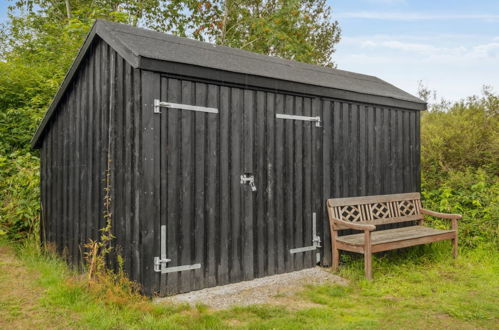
left=240, top=174, right=257, bottom=192
left=154, top=99, right=219, bottom=114
left=276, top=113, right=322, bottom=127
left=290, top=212, right=322, bottom=255
left=154, top=225, right=201, bottom=273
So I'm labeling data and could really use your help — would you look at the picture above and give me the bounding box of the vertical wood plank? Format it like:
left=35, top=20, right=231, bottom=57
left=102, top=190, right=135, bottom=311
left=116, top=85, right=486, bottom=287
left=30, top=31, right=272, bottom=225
left=113, top=54, right=124, bottom=268
left=332, top=102, right=341, bottom=198
left=366, top=105, right=375, bottom=195
left=321, top=100, right=332, bottom=266
left=123, top=61, right=133, bottom=276
left=242, top=89, right=254, bottom=280
left=205, top=83, right=218, bottom=287
left=284, top=94, right=294, bottom=272
left=157, top=77, right=172, bottom=296
left=374, top=107, right=382, bottom=194
left=218, top=86, right=230, bottom=285
left=68, top=81, right=76, bottom=266
left=293, top=96, right=304, bottom=271
left=132, top=68, right=141, bottom=284
left=383, top=108, right=391, bottom=194
left=274, top=93, right=285, bottom=273
left=351, top=105, right=359, bottom=196
left=193, top=82, right=207, bottom=289
left=87, top=49, right=96, bottom=256
left=229, top=87, right=242, bottom=281
left=359, top=105, right=367, bottom=196
left=255, top=90, right=266, bottom=277
left=303, top=97, right=313, bottom=268
left=92, top=42, right=102, bottom=262
left=265, top=92, right=276, bottom=275
left=140, top=70, right=160, bottom=296
left=179, top=79, right=194, bottom=292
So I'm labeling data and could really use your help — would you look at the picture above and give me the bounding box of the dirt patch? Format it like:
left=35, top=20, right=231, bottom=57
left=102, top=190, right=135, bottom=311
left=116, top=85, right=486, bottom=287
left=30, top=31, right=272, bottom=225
left=155, top=267, right=347, bottom=310
left=0, top=245, right=67, bottom=329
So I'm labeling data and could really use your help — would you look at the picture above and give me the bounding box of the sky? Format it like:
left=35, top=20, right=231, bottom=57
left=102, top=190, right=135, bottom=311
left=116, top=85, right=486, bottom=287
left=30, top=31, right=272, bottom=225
left=329, top=0, right=499, bottom=102
left=1, top=1, right=498, bottom=102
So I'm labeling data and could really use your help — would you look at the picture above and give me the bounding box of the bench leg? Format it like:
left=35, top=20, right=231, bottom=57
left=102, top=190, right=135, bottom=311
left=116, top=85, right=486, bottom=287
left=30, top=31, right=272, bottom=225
left=452, top=219, right=458, bottom=258
left=452, top=233, right=458, bottom=258
left=364, top=252, right=372, bottom=280
left=332, top=246, right=340, bottom=272
left=364, top=231, right=372, bottom=280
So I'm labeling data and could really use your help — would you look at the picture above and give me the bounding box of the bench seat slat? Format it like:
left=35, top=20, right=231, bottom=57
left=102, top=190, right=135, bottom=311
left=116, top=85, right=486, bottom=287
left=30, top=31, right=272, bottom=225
left=337, top=226, right=455, bottom=246
left=329, top=192, right=421, bottom=207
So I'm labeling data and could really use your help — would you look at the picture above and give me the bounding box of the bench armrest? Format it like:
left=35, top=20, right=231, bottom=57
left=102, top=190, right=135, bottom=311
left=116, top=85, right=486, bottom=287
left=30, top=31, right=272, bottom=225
left=420, top=208, right=462, bottom=220
left=329, top=217, right=376, bottom=231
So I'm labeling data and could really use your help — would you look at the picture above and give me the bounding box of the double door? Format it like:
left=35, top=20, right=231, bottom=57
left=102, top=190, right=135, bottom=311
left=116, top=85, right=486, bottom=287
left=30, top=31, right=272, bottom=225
left=153, top=76, right=322, bottom=295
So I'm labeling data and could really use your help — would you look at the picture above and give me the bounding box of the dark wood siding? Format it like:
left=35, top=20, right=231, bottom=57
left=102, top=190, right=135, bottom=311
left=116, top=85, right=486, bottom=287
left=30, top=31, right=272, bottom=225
left=39, top=38, right=143, bottom=285
left=319, top=101, right=420, bottom=264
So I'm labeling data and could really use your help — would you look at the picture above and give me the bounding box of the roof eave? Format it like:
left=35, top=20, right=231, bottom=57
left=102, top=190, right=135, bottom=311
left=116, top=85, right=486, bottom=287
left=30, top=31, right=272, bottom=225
left=139, top=56, right=427, bottom=111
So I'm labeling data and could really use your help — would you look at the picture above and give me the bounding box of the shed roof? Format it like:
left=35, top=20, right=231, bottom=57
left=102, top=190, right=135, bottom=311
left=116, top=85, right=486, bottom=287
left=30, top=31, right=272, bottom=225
left=32, top=19, right=425, bottom=148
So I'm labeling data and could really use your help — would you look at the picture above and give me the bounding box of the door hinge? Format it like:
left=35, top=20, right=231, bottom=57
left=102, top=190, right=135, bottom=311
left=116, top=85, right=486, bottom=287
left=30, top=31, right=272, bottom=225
left=154, top=99, right=218, bottom=114
left=276, top=113, right=322, bottom=127
left=153, top=257, right=171, bottom=272
left=154, top=225, right=202, bottom=273
left=290, top=212, right=322, bottom=254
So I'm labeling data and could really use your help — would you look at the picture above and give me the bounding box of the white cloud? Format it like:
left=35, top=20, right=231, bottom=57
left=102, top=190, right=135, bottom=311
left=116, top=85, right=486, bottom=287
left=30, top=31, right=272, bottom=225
left=334, top=35, right=499, bottom=101
left=342, top=36, right=499, bottom=61
left=336, top=11, right=499, bottom=21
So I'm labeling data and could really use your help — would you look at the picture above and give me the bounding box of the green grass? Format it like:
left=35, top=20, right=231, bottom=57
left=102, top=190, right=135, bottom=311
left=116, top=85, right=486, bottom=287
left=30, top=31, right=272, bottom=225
left=1, top=239, right=498, bottom=329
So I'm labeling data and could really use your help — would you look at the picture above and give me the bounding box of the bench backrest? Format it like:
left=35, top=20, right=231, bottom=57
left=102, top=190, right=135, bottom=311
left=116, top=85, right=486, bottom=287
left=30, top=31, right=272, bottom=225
left=327, top=193, right=423, bottom=229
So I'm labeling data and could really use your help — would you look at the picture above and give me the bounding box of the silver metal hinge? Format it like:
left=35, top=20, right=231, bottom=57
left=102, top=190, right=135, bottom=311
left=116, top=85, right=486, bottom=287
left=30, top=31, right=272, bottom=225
left=153, top=257, right=171, bottom=272
left=276, top=113, right=322, bottom=127
left=290, top=212, right=322, bottom=254
left=154, top=99, right=218, bottom=114
left=154, top=225, right=202, bottom=273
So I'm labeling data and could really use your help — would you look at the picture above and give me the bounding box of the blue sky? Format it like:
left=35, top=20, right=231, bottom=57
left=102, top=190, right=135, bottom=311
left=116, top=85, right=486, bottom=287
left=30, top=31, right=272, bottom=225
left=330, top=0, right=499, bottom=101
left=1, top=1, right=498, bottom=101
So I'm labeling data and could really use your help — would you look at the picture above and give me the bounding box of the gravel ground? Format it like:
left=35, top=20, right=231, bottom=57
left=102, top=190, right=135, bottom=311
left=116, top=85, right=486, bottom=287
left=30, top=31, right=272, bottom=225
left=155, top=267, right=347, bottom=310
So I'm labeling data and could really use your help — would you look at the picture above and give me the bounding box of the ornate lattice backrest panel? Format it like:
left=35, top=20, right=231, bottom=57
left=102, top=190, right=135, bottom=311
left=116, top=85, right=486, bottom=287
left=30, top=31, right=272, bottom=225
left=327, top=193, right=423, bottom=228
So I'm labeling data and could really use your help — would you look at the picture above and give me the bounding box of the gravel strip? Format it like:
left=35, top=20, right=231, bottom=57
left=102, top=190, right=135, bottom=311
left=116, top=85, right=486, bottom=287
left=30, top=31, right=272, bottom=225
left=155, top=267, right=347, bottom=310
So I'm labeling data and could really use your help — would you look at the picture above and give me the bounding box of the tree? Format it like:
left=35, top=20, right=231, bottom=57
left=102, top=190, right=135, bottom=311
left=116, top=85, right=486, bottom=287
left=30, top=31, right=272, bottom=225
left=214, top=0, right=341, bottom=67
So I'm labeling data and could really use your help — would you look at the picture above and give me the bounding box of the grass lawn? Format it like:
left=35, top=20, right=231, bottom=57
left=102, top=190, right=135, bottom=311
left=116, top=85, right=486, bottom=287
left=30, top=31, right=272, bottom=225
left=0, top=239, right=498, bottom=329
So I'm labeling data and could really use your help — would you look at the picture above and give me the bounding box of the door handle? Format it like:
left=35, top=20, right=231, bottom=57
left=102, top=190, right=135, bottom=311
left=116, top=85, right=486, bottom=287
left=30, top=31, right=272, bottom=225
left=240, top=174, right=257, bottom=192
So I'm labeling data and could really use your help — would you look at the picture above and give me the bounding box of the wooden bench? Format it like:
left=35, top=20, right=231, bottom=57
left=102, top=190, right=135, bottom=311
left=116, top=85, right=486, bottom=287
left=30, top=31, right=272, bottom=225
left=326, top=193, right=461, bottom=279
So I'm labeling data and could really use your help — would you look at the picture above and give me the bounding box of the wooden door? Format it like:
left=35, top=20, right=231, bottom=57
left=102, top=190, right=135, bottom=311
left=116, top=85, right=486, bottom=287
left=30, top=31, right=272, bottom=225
left=243, top=92, right=321, bottom=280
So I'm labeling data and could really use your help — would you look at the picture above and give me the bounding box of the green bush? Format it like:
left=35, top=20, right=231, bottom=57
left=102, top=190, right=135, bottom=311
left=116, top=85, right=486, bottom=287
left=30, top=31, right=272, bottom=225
left=420, top=88, right=499, bottom=250
left=0, top=152, right=40, bottom=240
left=422, top=169, right=498, bottom=249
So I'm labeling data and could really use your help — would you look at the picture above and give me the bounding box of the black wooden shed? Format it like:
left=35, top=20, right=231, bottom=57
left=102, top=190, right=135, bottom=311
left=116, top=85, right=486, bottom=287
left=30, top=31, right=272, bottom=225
left=32, top=20, right=426, bottom=296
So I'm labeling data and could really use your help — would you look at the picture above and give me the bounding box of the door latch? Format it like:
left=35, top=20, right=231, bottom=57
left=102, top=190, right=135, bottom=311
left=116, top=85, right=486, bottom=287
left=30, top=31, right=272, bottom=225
left=240, top=174, right=257, bottom=192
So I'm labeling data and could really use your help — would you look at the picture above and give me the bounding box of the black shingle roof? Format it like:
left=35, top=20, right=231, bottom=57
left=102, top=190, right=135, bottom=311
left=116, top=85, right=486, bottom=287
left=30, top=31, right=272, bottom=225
left=102, top=20, right=424, bottom=104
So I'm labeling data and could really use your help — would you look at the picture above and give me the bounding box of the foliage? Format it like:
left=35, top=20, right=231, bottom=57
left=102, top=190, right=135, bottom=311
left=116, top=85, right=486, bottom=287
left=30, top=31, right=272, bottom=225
left=83, top=160, right=116, bottom=280
left=422, top=169, right=498, bottom=249
left=215, top=0, right=341, bottom=66
left=0, top=152, right=39, bottom=240
left=419, top=87, right=499, bottom=250
left=420, top=87, right=499, bottom=178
